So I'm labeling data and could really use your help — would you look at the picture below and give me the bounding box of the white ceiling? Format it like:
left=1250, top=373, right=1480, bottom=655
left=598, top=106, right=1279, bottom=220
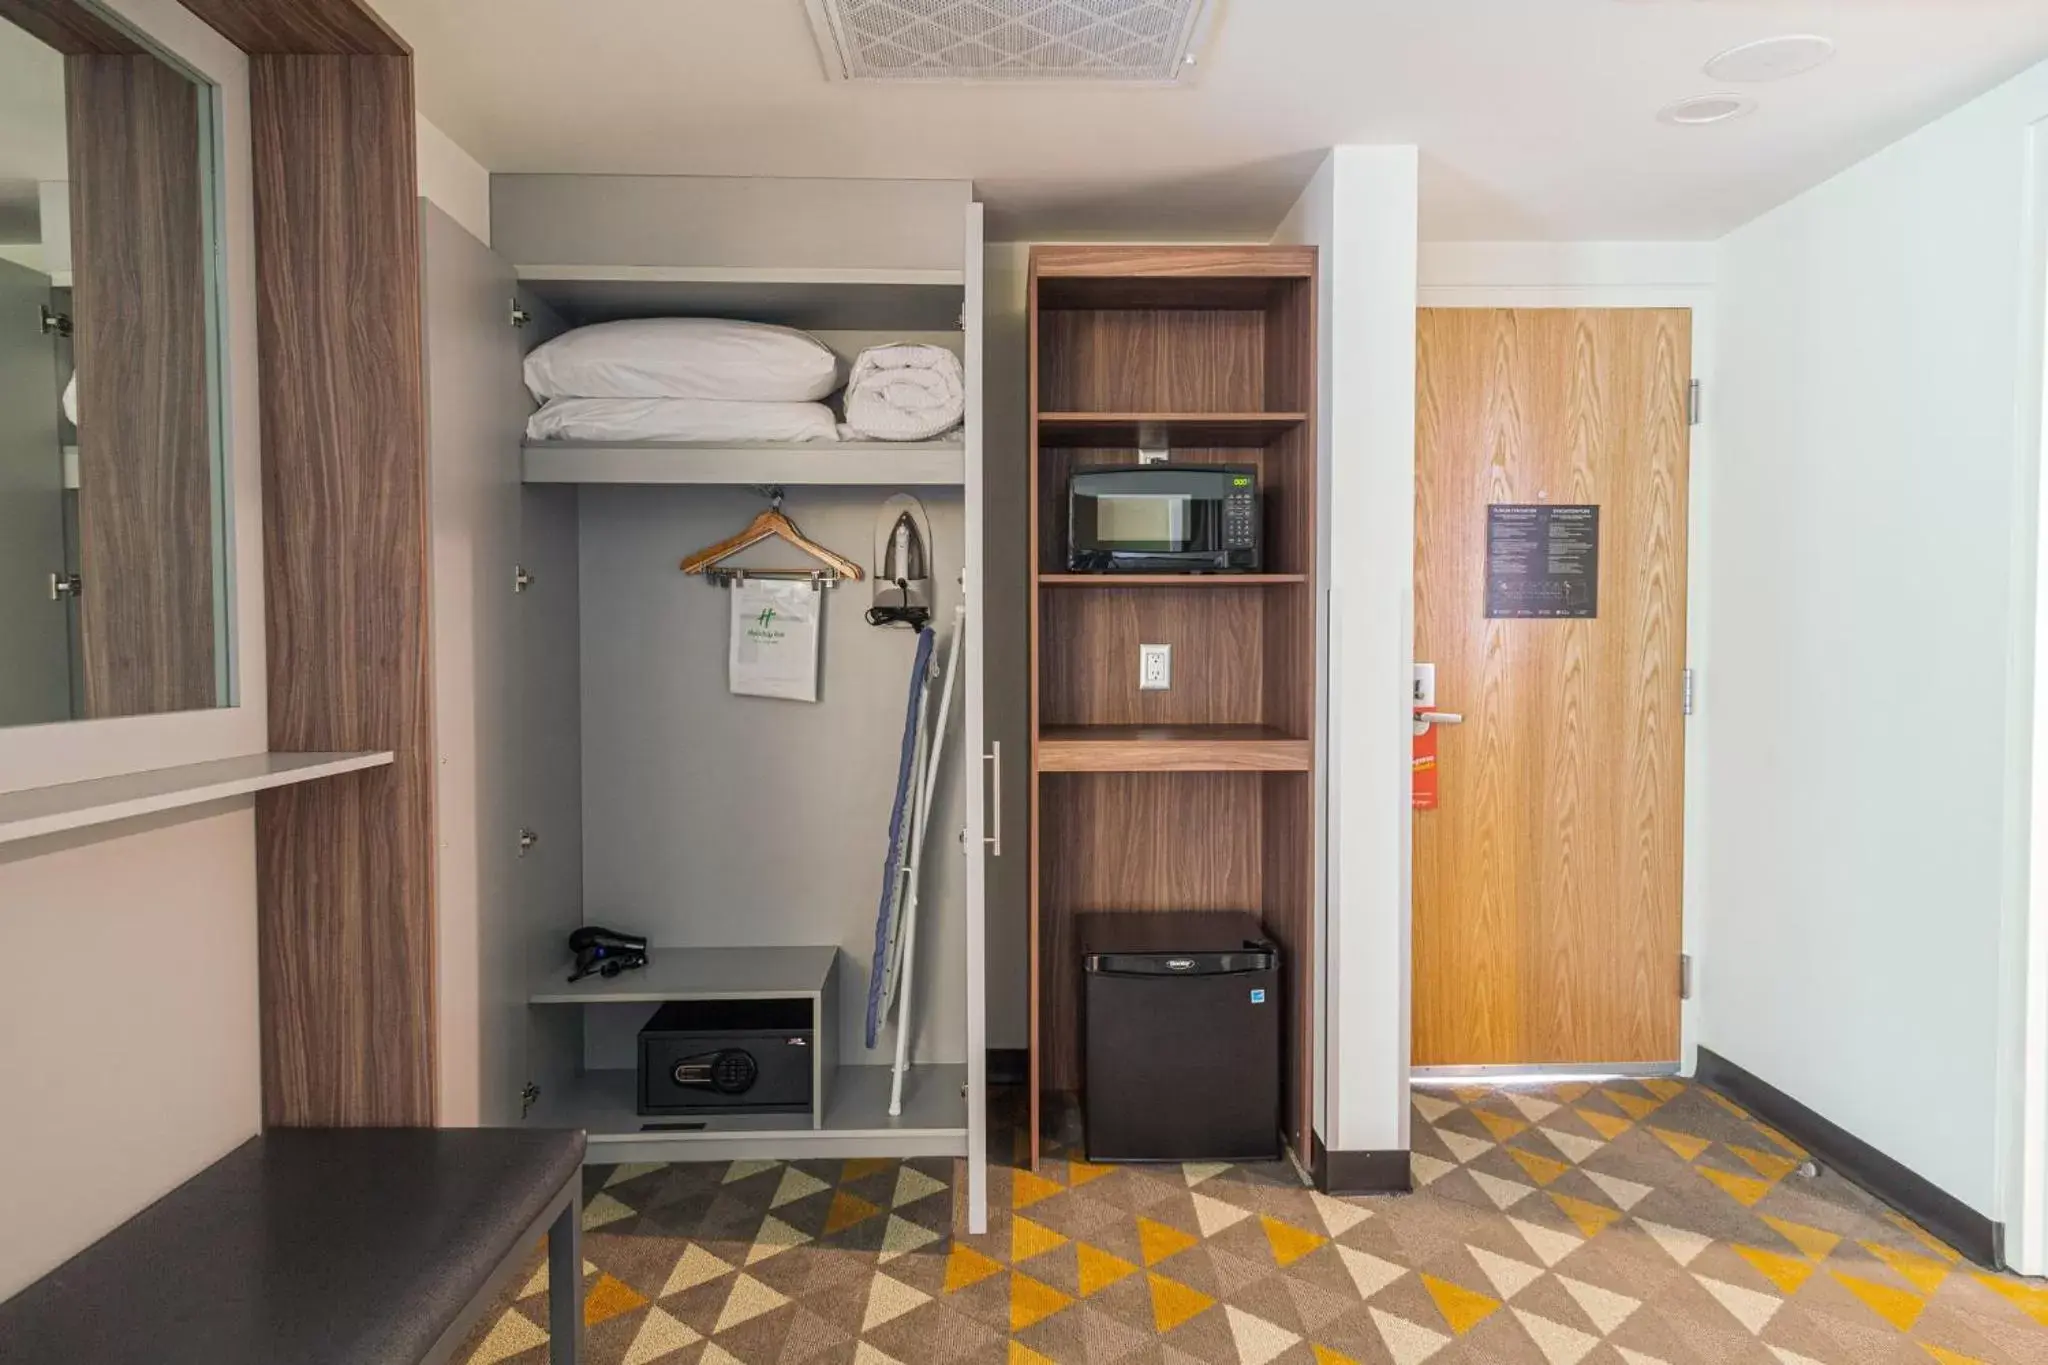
left=378, top=0, right=2048, bottom=242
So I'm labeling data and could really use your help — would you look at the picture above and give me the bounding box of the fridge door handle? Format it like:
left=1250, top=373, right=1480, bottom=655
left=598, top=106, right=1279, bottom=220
left=982, top=741, right=1001, bottom=857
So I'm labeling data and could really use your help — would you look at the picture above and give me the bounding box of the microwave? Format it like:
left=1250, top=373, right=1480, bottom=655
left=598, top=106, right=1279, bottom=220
left=1067, top=464, right=1262, bottom=573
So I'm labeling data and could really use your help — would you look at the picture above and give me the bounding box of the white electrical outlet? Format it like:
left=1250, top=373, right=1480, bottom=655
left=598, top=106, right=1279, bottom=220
left=1139, top=643, right=1172, bottom=691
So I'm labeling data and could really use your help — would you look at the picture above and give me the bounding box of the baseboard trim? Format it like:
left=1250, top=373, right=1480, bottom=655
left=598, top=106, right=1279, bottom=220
left=986, top=1048, right=1028, bottom=1087
left=1694, top=1047, right=2003, bottom=1269
left=1312, top=1131, right=1411, bottom=1196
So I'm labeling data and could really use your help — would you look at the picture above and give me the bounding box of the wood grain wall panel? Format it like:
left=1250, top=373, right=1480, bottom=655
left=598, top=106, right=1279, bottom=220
left=1026, top=257, right=1043, bottom=1167
left=1037, top=772, right=1265, bottom=1091
left=177, top=0, right=407, bottom=54
left=1412, top=307, right=1689, bottom=1067
left=0, top=0, right=141, bottom=53
left=1040, top=586, right=1263, bottom=726
left=251, top=54, right=434, bottom=1126
left=1258, top=273, right=1316, bottom=1157
left=66, top=54, right=216, bottom=719
left=1261, top=772, right=1312, bottom=1152
left=1038, top=309, right=1264, bottom=413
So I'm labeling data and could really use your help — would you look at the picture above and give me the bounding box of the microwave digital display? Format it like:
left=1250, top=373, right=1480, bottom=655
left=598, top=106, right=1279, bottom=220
left=1067, top=464, right=1261, bottom=574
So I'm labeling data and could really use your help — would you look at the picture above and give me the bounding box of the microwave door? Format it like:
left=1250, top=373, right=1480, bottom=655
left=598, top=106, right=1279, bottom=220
left=1095, top=492, right=1192, bottom=553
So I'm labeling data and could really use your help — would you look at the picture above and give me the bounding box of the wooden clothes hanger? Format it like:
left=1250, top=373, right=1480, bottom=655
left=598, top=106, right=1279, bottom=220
left=679, top=488, right=864, bottom=582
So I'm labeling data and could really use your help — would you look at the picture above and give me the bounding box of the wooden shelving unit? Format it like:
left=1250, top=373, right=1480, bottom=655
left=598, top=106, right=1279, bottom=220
left=1026, top=245, right=1319, bottom=1171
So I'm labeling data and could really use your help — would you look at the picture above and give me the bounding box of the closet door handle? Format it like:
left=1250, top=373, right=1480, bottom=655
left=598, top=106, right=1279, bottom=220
left=983, top=742, right=1002, bottom=857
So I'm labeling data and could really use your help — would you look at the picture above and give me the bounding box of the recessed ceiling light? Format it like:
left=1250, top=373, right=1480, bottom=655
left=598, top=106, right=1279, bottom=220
left=1705, top=34, right=1836, bottom=83
left=1659, top=93, right=1756, bottom=126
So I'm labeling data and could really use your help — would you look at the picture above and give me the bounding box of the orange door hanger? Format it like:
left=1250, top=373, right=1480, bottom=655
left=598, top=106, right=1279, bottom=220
left=1413, top=706, right=1439, bottom=811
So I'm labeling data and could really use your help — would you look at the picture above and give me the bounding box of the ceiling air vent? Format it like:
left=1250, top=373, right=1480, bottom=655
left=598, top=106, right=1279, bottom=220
left=803, top=0, right=1216, bottom=83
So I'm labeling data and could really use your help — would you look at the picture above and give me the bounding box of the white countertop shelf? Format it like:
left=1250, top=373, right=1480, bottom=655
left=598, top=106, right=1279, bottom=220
left=0, top=751, right=396, bottom=846
left=529, top=944, right=838, bottom=1004
left=521, top=439, right=964, bottom=486
left=532, top=1063, right=968, bottom=1163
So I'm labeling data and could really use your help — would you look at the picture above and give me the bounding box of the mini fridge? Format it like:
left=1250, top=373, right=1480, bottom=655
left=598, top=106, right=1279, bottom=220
left=1078, top=910, right=1281, bottom=1162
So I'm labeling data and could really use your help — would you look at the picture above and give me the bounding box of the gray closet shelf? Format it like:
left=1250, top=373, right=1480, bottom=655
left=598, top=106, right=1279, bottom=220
left=0, top=752, right=395, bottom=847
left=528, top=944, right=836, bottom=1004
left=520, top=439, right=965, bottom=486
left=531, top=1062, right=968, bottom=1163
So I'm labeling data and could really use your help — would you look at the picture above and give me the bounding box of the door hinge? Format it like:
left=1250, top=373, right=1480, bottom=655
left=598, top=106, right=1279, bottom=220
left=1682, top=668, right=1696, bottom=717
left=517, top=827, right=539, bottom=857
left=1680, top=953, right=1695, bottom=1001
left=39, top=304, right=70, bottom=337
left=509, top=299, right=531, bottom=329
left=1688, top=379, right=1702, bottom=427
left=48, top=572, right=81, bottom=601
left=514, top=564, right=535, bottom=594
left=521, top=1081, right=540, bottom=1118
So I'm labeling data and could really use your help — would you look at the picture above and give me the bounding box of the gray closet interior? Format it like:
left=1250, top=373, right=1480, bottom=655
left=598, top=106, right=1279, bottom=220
left=421, top=175, right=992, bottom=1230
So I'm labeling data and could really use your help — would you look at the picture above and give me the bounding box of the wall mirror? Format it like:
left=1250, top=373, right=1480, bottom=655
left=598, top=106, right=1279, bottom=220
left=0, top=0, right=230, bottom=728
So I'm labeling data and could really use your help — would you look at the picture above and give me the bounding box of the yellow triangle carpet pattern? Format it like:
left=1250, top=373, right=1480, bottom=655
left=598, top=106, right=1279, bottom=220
left=461, top=1081, right=2048, bottom=1363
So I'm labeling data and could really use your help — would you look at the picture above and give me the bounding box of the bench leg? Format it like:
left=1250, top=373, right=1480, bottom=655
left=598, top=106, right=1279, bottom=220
left=549, top=1191, right=582, bottom=1365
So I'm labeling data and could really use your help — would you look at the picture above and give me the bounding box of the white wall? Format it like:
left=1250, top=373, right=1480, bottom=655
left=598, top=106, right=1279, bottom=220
left=1704, top=57, right=2048, bottom=1224
left=1277, top=146, right=1420, bottom=1156
left=0, top=808, right=262, bottom=1299
left=418, top=115, right=490, bottom=246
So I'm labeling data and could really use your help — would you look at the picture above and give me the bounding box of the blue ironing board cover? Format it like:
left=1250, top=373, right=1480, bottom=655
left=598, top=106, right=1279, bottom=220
left=867, top=627, right=935, bottom=1047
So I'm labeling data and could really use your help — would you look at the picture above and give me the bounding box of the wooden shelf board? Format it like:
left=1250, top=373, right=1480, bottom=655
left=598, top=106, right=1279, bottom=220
left=531, top=1064, right=968, bottom=1163
left=1036, top=413, right=1307, bottom=449
left=0, top=752, right=396, bottom=846
left=529, top=944, right=836, bottom=1005
left=522, top=439, right=964, bottom=486
left=1038, top=573, right=1306, bottom=587
left=1036, top=725, right=1311, bottom=773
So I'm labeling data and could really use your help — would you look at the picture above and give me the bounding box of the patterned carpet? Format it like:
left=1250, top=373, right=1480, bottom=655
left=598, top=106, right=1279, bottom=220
left=460, top=1080, right=2048, bottom=1364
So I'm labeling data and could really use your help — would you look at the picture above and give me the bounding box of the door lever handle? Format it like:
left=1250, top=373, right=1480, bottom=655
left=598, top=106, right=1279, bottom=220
left=1413, top=710, right=1463, bottom=735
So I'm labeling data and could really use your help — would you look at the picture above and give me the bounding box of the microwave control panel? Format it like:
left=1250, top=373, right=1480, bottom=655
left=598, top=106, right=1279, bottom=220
left=1224, top=484, right=1258, bottom=549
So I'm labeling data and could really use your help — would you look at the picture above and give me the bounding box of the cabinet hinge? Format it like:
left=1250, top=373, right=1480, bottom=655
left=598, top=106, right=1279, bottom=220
left=509, top=299, right=531, bottom=329
left=40, top=304, right=71, bottom=337
left=521, top=1081, right=540, bottom=1118
left=1680, top=953, right=1694, bottom=1001
left=1688, top=379, right=1702, bottom=427
left=514, top=564, right=535, bottom=594
left=48, top=572, right=81, bottom=601
left=1682, top=668, right=1696, bottom=717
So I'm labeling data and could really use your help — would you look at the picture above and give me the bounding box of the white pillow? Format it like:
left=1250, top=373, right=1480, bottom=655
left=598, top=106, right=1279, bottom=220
left=526, top=397, right=841, bottom=444
left=523, top=318, right=840, bottom=403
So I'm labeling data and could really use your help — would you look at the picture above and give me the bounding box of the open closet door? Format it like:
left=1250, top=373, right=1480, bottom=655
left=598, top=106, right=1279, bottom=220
left=962, top=201, right=990, bottom=1235
left=420, top=201, right=530, bottom=1128
left=0, top=258, right=69, bottom=727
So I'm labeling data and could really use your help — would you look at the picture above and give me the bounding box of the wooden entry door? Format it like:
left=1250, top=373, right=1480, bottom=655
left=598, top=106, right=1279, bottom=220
left=1413, top=308, right=1691, bottom=1068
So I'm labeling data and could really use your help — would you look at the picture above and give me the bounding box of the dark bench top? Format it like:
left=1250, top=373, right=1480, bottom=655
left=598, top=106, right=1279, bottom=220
left=0, top=1127, right=585, bottom=1365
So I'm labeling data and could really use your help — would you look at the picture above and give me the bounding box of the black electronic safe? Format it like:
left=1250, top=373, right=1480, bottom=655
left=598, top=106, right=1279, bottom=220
left=637, top=999, right=814, bottom=1117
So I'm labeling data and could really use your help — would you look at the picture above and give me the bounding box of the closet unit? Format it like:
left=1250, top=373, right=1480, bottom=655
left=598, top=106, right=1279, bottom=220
left=1026, top=246, right=1319, bottom=1169
left=420, top=176, right=993, bottom=1229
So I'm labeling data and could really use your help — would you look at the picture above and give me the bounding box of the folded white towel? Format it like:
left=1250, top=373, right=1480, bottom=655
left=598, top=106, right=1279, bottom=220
left=841, top=344, right=965, bottom=443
